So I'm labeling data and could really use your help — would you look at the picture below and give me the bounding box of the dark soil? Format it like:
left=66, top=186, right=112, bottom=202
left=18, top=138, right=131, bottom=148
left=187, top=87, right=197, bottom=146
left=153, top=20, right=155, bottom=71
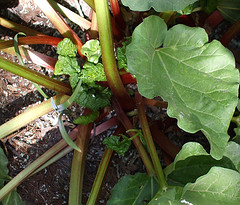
left=0, top=1, right=239, bottom=205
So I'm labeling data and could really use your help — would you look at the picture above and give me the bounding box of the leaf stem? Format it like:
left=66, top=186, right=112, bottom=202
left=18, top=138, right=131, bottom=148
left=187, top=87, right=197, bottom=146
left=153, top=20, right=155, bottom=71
left=48, top=0, right=91, bottom=30
left=86, top=148, right=113, bottom=205
left=0, top=126, right=78, bottom=201
left=0, top=17, right=46, bottom=36
left=34, top=0, right=84, bottom=56
left=87, top=125, right=124, bottom=204
left=0, top=36, right=62, bottom=50
left=94, top=0, right=133, bottom=110
left=69, top=124, right=92, bottom=205
left=0, top=94, right=69, bottom=139
left=135, top=92, right=168, bottom=189
left=110, top=0, right=125, bottom=29
left=112, top=98, right=155, bottom=175
left=0, top=56, right=72, bottom=95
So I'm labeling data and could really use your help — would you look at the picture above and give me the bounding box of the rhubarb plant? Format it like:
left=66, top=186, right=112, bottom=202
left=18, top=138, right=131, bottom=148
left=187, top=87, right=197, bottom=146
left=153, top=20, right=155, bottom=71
left=0, top=0, right=239, bottom=204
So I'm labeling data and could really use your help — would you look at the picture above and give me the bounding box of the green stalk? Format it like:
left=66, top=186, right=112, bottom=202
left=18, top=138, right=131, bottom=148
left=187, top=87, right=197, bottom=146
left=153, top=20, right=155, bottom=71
left=87, top=148, right=113, bottom=205
left=135, top=92, right=168, bottom=190
left=48, top=0, right=91, bottom=30
left=0, top=17, right=45, bottom=36
left=94, top=0, right=133, bottom=110
left=0, top=129, right=77, bottom=201
left=0, top=94, right=69, bottom=139
left=1, top=45, right=57, bottom=70
left=31, top=145, right=73, bottom=176
left=112, top=98, right=155, bottom=176
left=34, top=0, right=84, bottom=57
left=87, top=125, right=124, bottom=204
left=69, top=124, right=92, bottom=205
left=0, top=56, right=71, bottom=95
left=31, top=125, right=80, bottom=175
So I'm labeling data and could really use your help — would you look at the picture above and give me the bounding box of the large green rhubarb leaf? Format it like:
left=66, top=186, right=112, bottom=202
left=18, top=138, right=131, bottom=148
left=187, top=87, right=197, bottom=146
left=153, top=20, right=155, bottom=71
left=107, top=173, right=159, bottom=205
left=148, top=186, right=183, bottom=205
left=126, top=15, right=239, bottom=159
left=121, top=0, right=198, bottom=12
left=164, top=142, right=237, bottom=186
left=182, top=167, right=240, bottom=204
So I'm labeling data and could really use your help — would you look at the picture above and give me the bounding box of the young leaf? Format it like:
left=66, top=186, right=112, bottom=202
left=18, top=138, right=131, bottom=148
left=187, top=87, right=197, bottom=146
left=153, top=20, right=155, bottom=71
left=81, top=39, right=101, bottom=64
left=148, top=186, right=183, bottom=205
left=103, top=135, right=131, bottom=156
left=126, top=15, right=239, bottom=160
left=121, top=0, right=198, bottom=12
left=81, top=62, right=106, bottom=85
left=107, top=173, right=159, bottom=205
left=182, top=167, right=240, bottom=204
left=69, top=72, right=80, bottom=88
left=57, top=38, right=77, bottom=57
left=73, top=110, right=99, bottom=125
left=75, top=85, right=111, bottom=111
left=164, top=142, right=237, bottom=186
left=54, top=56, right=81, bottom=75
left=117, top=38, right=131, bottom=71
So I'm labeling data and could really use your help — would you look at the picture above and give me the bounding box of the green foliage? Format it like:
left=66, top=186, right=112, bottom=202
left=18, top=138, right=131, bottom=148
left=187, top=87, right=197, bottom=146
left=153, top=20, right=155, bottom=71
left=54, top=38, right=81, bottom=88
left=148, top=186, right=183, bottom=205
left=81, top=62, right=106, bottom=85
left=103, top=129, right=145, bottom=156
left=164, top=142, right=238, bottom=186
left=180, top=1, right=200, bottom=15
left=54, top=38, right=112, bottom=111
left=54, top=56, right=81, bottom=88
left=2, top=190, right=25, bottom=205
left=116, top=38, right=131, bottom=71
left=107, top=173, right=159, bottom=204
left=54, top=56, right=81, bottom=75
left=103, top=135, right=131, bottom=156
left=75, top=85, right=111, bottom=111
left=56, top=38, right=77, bottom=57
left=150, top=167, right=240, bottom=204
left=73, top=110, right=99, bottom=124
left=126, top=15, right=239, bottom=160
left=217, top=0, right=240, bottom=23
left=232, top=135, right=240, bottom=145
left=223, top=141, right=240, bottom=172
left=0, top=148, right=25, bottom=204
left=80, top=39, right=101, bottom=64
left=182, top=167, right=240, bottom=204
left=0, top=148, right=9, bottom=188
left=121, top=0, right=198, bottom=12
